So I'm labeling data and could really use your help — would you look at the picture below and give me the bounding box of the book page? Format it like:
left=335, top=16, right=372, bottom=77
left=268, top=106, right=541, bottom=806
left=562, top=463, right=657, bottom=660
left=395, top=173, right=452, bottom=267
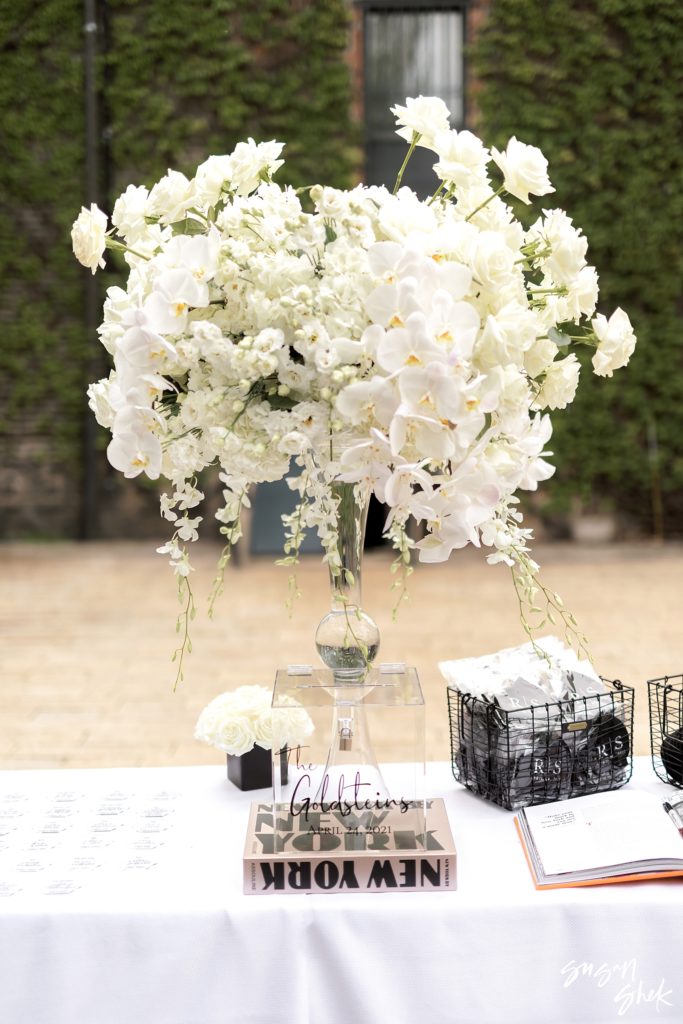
left=522, top=791, right=683, bottom=877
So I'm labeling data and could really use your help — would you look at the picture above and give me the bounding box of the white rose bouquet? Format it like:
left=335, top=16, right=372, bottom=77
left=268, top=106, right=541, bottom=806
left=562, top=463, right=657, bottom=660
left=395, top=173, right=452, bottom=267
left=73, top=95, right=636, bottom=674
left=195, top=685, right=313, bottom=756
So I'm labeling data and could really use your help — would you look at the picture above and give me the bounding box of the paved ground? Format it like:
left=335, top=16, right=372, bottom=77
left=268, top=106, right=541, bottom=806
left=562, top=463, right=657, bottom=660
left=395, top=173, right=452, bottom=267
left=1, top=540, right=681, bottom=771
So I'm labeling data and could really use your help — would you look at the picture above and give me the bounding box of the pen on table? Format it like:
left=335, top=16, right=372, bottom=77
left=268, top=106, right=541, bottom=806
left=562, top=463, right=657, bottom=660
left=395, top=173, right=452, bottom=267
left=663, top=801, right=683, bottom=836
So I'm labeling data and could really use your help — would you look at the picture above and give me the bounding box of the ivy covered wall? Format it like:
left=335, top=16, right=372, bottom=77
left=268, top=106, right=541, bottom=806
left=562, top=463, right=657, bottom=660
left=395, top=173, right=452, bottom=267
left=3, top=0, right=681, bottom=538
left=0, top=1, right=89, bottom=535
left=0, top=0, right=355, bottom=537
left=472, top=0, right=683, bottom=534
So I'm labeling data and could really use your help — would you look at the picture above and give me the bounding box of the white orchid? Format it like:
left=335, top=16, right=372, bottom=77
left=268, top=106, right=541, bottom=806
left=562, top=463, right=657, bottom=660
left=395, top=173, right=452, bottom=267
left=144, top=269, right=208, bottom=335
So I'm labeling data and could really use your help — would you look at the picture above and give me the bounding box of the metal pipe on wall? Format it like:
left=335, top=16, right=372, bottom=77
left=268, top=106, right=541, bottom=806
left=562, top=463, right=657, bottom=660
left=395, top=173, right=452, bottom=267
left=81, top=0, right=100, bottom=539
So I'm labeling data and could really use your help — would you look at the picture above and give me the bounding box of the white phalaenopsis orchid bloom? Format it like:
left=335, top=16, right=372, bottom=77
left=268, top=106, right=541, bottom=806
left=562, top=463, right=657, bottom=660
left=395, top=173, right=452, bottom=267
left=144, top=269, right=208, bottom=335
left=365, top=275, right=422, bottom=329
left=117, top=324, right=177, bottom=371
left=376, top=313, right=443, bottom=373
left=425, top=292, right=480, bottom=359
left=107, top=423, right=162, bottom=480
left=156, top=227, right=220, bottom=284
left=335, top=377, right=397, bottom=427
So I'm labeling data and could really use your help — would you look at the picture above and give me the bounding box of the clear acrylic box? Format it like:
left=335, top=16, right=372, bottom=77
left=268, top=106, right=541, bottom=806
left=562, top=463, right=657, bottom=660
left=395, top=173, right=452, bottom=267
left=267, top=663, right=426, bottom=854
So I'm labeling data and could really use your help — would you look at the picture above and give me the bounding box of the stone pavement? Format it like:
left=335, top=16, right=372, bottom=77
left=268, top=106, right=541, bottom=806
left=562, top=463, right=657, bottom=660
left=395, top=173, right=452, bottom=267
left=1, top=540, right=681, bottom=771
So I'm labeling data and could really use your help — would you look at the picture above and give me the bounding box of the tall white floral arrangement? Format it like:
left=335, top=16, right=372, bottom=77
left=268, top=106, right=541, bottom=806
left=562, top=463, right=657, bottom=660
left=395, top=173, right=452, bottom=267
left=73, top=96, right=636, bottom=678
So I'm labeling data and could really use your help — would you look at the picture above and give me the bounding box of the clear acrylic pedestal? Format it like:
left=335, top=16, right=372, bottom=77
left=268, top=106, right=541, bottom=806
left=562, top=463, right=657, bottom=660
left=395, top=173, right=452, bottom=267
left=267, top=663, right=426, bottom=855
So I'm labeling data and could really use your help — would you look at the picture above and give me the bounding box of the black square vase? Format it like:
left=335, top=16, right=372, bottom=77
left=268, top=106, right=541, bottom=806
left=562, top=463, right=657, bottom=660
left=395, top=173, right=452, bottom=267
left=227, top=745, right=272, bottom=791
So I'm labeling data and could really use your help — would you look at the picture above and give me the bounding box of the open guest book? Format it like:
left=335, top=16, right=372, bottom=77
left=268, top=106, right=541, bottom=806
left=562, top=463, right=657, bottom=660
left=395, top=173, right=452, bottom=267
left=515, top=789, right=683, bottom=889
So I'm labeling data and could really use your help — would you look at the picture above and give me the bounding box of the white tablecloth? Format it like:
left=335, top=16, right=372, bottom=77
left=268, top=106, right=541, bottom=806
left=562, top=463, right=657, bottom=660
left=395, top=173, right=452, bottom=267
left=0, top=758, right=681, bottom=1024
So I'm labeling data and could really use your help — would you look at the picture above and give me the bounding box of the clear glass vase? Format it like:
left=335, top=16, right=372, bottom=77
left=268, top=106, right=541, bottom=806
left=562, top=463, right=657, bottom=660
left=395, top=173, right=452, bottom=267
left=313, top=479, right=387, bottom=800
left=314, top=480, right=380, bottom=680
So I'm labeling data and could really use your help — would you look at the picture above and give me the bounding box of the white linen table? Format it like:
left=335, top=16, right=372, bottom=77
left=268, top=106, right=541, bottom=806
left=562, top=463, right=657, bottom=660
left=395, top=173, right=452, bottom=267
left=0, top=757, right=681, bottom=1024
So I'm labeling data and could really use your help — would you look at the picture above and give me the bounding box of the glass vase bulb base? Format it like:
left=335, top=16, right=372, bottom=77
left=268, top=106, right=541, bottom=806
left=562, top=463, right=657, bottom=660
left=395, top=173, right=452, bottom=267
left=314, top=608, right=380, bottom=682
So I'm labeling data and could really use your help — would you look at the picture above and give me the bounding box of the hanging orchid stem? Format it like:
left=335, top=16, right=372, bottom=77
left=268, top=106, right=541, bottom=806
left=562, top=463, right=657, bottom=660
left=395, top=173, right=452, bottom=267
left=392, top=133, right=420, bottom=195
left=389, top=521, right=413, bottom=619
left=172, top=573, right=196, bottom=692
left=465, top=184, right=506, bottom=222
left=510, top=551, right=591, bottom=664
left=276, top=467, right=312, bottom=613
left=208, top=488, right=248, bottom=617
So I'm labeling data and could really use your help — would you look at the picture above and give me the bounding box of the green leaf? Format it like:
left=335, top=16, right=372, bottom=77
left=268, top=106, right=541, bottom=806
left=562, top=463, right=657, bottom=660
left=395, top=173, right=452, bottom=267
left=548, top=327, right=571, bottom=348
left=170, top=218, right=207, bottom=236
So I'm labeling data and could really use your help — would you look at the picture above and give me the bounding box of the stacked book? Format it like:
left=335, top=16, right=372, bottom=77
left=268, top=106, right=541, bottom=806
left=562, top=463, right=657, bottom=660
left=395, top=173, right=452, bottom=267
left=243, top=798, right=457, bottom=895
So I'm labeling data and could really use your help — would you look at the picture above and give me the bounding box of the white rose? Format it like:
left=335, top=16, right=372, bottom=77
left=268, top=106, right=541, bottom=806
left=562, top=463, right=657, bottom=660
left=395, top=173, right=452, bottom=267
left=274, top=703, right=315, bottom=749
left=471, top=231, right=518, bottom=290
left=390, top=95, right=451, bottom=149
left=230, top=684, right=272, bottom=718
left=87, top=378, right=116, bottom=429
left=71, top=203, right=108, bottom=274
left=524, top=336, right=557, bottom=379
left=433, top=129, right=490, bottom=188
left=194, top=154, right=233, bottom=206
left=562, top=265, right=600, bottom=321
left=215, top=715, right=255, bottom=756
left=475, top=301, right=537, bottom=370
left=195, top=694, right=257, bottom=755
left=491, top=137, right=555, bottom=204
left=112, top=184, right=149, bottom=243
left=311, top=185, right=350, bottom=219
left=532, top=354, right=580, bottom=410
left=253, top=709, right=273, bottom=750
left=147, top=169, right=195, bottom=223
left=530, top=208, right=588, bottom=284
left=229, top=139, right=284, bottom=197
left=591, top=307, right=637, bottom=377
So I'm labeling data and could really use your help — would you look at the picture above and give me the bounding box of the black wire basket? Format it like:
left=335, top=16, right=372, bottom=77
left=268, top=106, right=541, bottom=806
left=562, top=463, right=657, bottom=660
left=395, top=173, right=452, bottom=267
left=648, top=675, right=683, bottom=788
left=447, top=679, right=634, bottom=811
